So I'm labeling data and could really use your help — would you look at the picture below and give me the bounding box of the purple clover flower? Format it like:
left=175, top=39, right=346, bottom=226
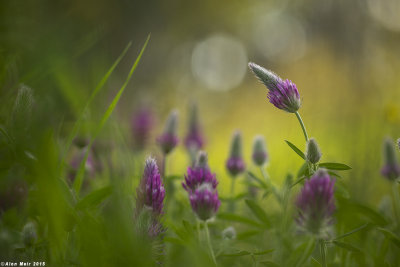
left=132, top=107, right=154, bottom=150
left=183, top=151, right=218, bottom=193
left=296, top=170, right=335, bottom=238
left=381, top=138, right=400, bottom=181
left=248, top=62, right=301, bottom=113
left=252, top=135, right=268, bottom=166
left=183, top=151, right=220, bottom=221
left=226, top=131, right=246, bottom=177
left=189, top=184, right=220, bottom=221
left=136, top=157, right=165, bottom=216
left=184, top=103, right=205, bottom=151
left=157, top=110, right=179, bottom=155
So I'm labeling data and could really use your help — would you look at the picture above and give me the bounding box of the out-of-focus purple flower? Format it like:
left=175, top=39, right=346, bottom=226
left=183, top=151, right=217, bottom=193
left=189, top=184, right=220, bottom=221
left=252, top=135, right=268, bottom=166
left=136, top=157, right=165, bottom=216
left=157, top=110, right=179, bottom=155
left=381, top=138, right=400, bottom=181
left=132, top=107, right=154, bottom=150
left=296, top=170, right=335, bottom=238
left=0, top=179, right=28, bottom=212
left=67, top=147, right=97, bottom=187
left=226, top=131, right=246, bottom=177
left=248, top=62, right=301, bottom=113
left=184, top=104, right=205, bottom=152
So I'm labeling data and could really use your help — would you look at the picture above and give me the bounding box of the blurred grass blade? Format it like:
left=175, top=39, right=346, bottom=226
left=73, top=35, right=150, bottom=194
left=377, top=228, right=400, bottom=248
left=245, top=199, right=271, bottom=227
left=247, top=171, right=268, bottom=188
left=220, top=250, right=251, bottom=257
left=75, top=185, right=113, bottom=210
left=291, top=176, right=306, bottom=188
left=333, top=223, right=369, bottom=241
left=62, top=41, right=132, bottom=160
left=291, top=238, right=316, bottom=267
left=319, top=162, right=352, bottom=170
left=253, top=249, right=274, bottom=255
left=285, top=140, right=306, bottom=160
left=332, top=241, right=362, bottom=253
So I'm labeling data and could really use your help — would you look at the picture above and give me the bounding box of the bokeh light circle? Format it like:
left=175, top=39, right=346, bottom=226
left=253, top=12, right=307, bottom=63
left=367, top=0, right=400, bottom=32
left=191, top=34, right=248, bottom=91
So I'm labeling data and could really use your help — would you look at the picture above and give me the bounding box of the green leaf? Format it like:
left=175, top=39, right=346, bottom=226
left=377, top=228, right=400, bottom=248
left=218, top=212, right=264, bottom=228
left=297, top=162, right=308, bottom=178
left=75, top=186, right=113, bottom=210
left=326, top=170, right=342, bottom=178
left=73, top=35, right=150, bottom=194
left=290, top=238, right=316, bottom=267
left=237, top=230, right=262, bottom=240
left=245, top=199, right=271, bottom=227
left=332, top=241, right=362, bottom=253
left=291, top=176, right=306, bottom=188
left=247, top=171, right=268, bottom=188
left=333, top=224, right=369, bottom=241
left=253, top=249, right=274, bottom=255
left=285, top=140, right=306, bottom=160
left=221, top=250, right=251, bottom=257
left=319, top=162, right=351, bottom=170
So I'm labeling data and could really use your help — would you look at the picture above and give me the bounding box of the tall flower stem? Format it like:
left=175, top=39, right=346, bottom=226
left=295, top=111, right=309, bottom=142
left=196, top=219, right=202, bottom=242
left=162, top=154, right=167, bottom=178
left=260, top=167, right=280, bottom=203
left=319, top=239, right=327, bottom=267
left=392, top=184, right=400, bottom=223
left=204, top=221, right=217, bottom=266
left=230, top=178, right=236, bottom=196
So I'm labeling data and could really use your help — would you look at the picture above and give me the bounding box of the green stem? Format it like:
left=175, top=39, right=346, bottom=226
left=205, top=222, right=217, bottom=266
left=196, top=219, right=201, bottom=242
left=295, top=111, right=309, bottom=142
left=392, top=184, right=400, bottom=223
left=319, top=239, right=327, bottom=267
left=260, top=167, right=281, bottom=203
left=162, top=154, right=167, bottom=178
left=230, top=178, right=236, bottom=196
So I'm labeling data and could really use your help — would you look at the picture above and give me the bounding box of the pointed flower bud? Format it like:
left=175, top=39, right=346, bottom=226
left=22, top=222, right=37, bottom=247
left=381, top=138, right=400, bottom=181
left=136, top=157, right=165, bottom=216
left=306, top=138, right=322, bottom=164
left=184, top=103, right=205, bottom=151
left=248, top=62, right=301, bottom=113
left=183, top=151, right=218, bottom=193
left=252, top=135, right=268, bottom=166
left=189, top=183, right=220, bottom=221
left=132, top=107, right=154, bottom=150
left=226, top=131, right=246, bottom=177
left=295, top=170, right=335, bottom=239
left=157, top=110, right=179, bottom=154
